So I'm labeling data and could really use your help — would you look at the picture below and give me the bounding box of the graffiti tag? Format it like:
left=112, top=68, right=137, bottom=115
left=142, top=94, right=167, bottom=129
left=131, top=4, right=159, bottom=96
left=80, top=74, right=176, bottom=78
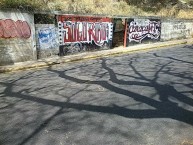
left=173, top=22, right=186, bottom=30
left=0, top=19, right=31, bottom=39
left=38, top=27, right=57, bottom=49
left=128, top=19, right=161, bottom=43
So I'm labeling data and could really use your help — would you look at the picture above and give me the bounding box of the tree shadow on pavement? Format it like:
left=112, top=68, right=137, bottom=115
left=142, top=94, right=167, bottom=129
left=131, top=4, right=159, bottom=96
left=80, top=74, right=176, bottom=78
left=47, top=58, right=193, bottom=125
left=0, top=45, right=193, bottom=145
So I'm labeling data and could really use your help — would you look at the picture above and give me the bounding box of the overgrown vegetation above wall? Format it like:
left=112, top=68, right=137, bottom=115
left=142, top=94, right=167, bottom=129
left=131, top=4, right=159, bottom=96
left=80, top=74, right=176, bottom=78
left=0, top=0, right=193, bottom=18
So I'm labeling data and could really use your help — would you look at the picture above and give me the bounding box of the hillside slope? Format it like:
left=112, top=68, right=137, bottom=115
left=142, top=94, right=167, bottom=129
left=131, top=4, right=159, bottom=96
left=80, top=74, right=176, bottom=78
left=0, top=0, right=193, bottom=18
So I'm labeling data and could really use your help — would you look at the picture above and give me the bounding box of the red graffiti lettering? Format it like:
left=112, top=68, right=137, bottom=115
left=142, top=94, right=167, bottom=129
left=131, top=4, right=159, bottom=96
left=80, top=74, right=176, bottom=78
left=88, top=23, right=108, bottom=46
left=58, top=15, right=113, bottom=46
left=0, top=19, right=31, bottom=39
left=62, top=22, right=109, bottom=46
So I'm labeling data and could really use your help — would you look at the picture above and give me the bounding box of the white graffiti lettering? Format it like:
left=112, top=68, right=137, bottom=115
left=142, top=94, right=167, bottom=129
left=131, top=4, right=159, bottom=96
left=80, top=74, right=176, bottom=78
left=128, top=19, right=161, bottom=43
left=38, top=26, right=58, bottom=49
left=59, top=21, right=113, bottom=46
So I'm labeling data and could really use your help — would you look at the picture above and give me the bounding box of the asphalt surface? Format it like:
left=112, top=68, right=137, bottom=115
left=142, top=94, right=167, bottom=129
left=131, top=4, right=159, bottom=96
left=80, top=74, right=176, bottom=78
left=0, top=45, right=193, bottom=145
left=0, top=38, right=189, bottom=73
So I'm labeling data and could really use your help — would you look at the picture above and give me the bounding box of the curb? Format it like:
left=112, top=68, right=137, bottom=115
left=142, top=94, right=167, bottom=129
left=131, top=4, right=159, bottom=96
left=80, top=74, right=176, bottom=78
left=0, top=39, right=191, bottom=73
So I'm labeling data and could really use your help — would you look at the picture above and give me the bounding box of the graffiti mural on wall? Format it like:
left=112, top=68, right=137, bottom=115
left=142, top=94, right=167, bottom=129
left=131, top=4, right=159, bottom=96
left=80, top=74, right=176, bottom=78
left=0, top=19, right=31, bottom=38
left=161, top=21, right=193, bottom=40
left=38, top=26, right=58, bottom=49
left=172, top=22, right=192, bottom=37
left=125, top=19, right=161, bottom=46
left=173, top=22, right=186, bottom=30
left=57, top=15, right=113, bottom=54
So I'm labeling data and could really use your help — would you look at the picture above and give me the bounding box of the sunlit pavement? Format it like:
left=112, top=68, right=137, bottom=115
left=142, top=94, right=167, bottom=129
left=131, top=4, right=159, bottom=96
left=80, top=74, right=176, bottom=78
left=0, top=45, right=193, bottom=145
left=0, top=38, right=190, bottom=73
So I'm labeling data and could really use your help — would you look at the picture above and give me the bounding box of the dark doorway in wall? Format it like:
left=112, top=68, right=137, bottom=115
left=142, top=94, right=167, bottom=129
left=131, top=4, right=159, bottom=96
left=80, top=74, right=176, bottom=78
left=34, top=14, right=55, bottom=24
left=112, top=18, right=125, bottom=47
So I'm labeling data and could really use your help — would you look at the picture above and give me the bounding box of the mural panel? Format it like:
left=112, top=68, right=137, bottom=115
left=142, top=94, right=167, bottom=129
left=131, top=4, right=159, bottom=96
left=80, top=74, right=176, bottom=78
left=35, top=24, right=59, bottom=59
left=125, top=18, right=161, bottom=46
left=37, top=25, right=58, bottom=49
left=57, top=15, right=113, bottom=55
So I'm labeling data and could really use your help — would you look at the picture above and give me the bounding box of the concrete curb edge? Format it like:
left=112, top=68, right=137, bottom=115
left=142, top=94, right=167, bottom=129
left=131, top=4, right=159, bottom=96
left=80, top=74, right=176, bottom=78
left=0, top=39, right=191, bottom=73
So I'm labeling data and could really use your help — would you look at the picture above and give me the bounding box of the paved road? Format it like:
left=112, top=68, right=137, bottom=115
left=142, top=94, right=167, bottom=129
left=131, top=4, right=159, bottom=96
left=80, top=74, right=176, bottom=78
left=0, top=45, right=193, bottom=145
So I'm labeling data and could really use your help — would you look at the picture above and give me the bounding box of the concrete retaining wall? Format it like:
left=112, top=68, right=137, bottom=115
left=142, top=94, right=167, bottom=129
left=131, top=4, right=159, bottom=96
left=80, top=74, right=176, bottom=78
left=0, top=10, right=36, bottom=66
left=1, top=10, right=193, bottom=66
left=35, top=24, right=59, bottom=59
left=161, top=19, right=193, bottom=41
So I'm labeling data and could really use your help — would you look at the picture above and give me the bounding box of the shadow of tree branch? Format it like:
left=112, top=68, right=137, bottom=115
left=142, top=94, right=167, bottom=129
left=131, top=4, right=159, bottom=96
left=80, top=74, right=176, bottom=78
left=1, top=48, right=193, bottom=145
